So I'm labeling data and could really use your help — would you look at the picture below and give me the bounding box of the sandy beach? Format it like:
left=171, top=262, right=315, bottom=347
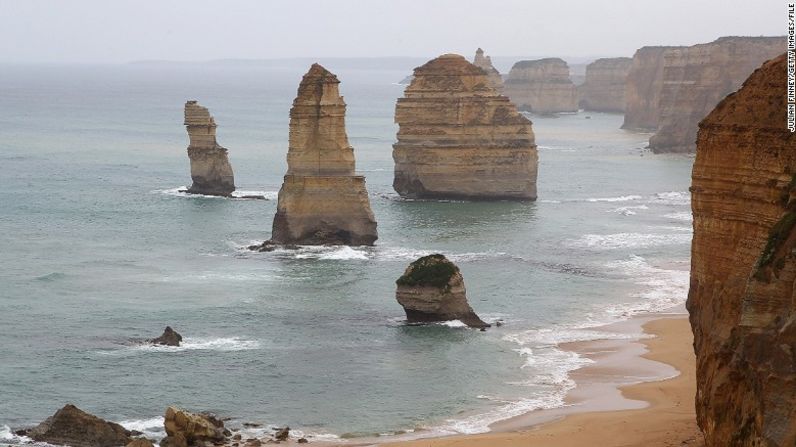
left=375, top=316, right=703, bottom=447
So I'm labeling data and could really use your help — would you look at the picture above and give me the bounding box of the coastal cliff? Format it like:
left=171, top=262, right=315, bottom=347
left=184, top=101, right=235, bottom=196
left=688, top=53, right=796, bottom=446
left=622, top=46, right=681, bottom=130
left=268, top=64, right=377, bottom=246
left=578, top=57, right=632, bottom=113
left=503, top=57, right=578, bottom=114
left=472, top=48, right=503, bottom=92
left=650, top=36, right=784, bottom=153
left=392, top=54, right=538, bottom=200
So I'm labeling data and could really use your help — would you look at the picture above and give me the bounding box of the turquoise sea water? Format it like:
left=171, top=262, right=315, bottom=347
left=0, top=59, right=693, bottom=441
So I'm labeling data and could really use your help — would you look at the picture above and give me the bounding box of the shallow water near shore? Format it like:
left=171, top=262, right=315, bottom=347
left=0, top=60, right=692, bottom=440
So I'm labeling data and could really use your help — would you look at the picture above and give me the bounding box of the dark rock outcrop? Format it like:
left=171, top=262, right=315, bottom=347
left=395, top=254, right=490, bottom=328
left=161, top=407, right=227, bottom=447
left=503, top=58, right=578, bottom=113
left=273, top=427, right=289, bottom=442
left=688, top=53, right=796, bottom=446
left=577, top=57, right=632, bottom=113
left=183, top=101, right=235, bottom=196
left=27, top=404, right=132, bottom=447
left=392, top=54, right=538, bottom=200
left=266, top=64, right=377, bottom=246
left=150, top=326, right=182, bottom=347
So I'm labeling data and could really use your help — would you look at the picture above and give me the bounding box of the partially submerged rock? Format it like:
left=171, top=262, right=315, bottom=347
left=26, top=404, right=133, bottom=447
left=161, top=406, right=227, bottom=447
left=395, top=254, right=489, bottom=328
left=184, top=101, right=236, bottom=196
left=150, top=326, right=182, bottom=347
left=273, top=427, right=289, bottom=441
left=265, top=64, right=378, bottom=246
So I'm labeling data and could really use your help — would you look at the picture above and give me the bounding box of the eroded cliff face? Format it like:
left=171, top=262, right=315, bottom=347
left=393, top=54, right=538, bottom=200
left=650, top=36, right=785, bottom=153
left=622, top=46, right=679, bottom=130
left=503, top=57, right=577, bottom=113
left=473, top=48, right=503, bottom=92
left=688, top=53, right=796, bottom=446
left=184, top=101, right=235, bottom=196
left=578, top=57, right=632, bottom=113
left=269, top=64, right=377, bottom=246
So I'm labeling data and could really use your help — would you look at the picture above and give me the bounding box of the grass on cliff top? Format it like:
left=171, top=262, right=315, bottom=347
left=396, top=254, right=459, bottom=289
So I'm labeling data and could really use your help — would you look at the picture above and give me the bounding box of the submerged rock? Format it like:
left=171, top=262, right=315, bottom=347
left=150, top=326, right=182, bottom=346
left=27, top=404, right=133, bottom=447
left=393, top=54, right=538, bottom=200
left=184, top=101, right=236, bottom=196
left=689, top=53, right=796, bottom=446
left=265, top=64, right=378, bottom=246
left=395, top=254, right=489, bottom=328
left=161, top=406, right=227, bottom=447
left=503, top=58, right=578, bottom=113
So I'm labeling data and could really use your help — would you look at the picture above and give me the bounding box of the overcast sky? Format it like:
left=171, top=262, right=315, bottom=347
left=0, top=0, right=786, bottom=63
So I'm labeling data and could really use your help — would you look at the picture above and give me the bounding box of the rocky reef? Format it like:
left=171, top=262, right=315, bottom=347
left=150, top=326, right=182, bottom=346
left=264, top=64, right=377, bottom=246
left=650, top=36, right=785, bottom=153
left=688, top=53, right=796, bottom=446
left=472, top=47, right=503, bottom=91
left=577, top=57, right=632, bottom=113
left=25, top=404, right=133, bottom=447
left=396, top=254, right=490, bottom=329
left=622, top=46, right=681, bottom=131
left=161, top=407, right=228, bottom=447
left=392, top=54, right=538, bottom=200
left=503, top=57, right=578, bottom=113
left=183, top=101, right=236, bottom=196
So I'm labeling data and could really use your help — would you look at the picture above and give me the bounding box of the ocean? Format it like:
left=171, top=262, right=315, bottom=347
left=0, top=59, right=693, bottom=442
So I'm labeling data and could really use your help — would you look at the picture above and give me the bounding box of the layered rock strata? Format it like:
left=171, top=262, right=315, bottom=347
left=396, top=254, right=490, bottom=328
left=472, top=48, right=503, bottom=91
left=650, top=36, right=785, bottom=153
left=622, top=46, right=681, bottom=130
left=26, top=404, right=133, bottom=447
left=503, top=57, right=578, bottom=113
left=688, top=53, right=796, bottom=446
left=267, top=64, right=377, bottom=246
left=183, top=101, right=235, bottom=196
left=577, top=57, right=632, bottom=112
left=392, top=54, right=538, bottom=200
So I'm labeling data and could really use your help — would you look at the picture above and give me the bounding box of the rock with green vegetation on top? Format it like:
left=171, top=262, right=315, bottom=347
left=395, top=254, right=490, bottom=328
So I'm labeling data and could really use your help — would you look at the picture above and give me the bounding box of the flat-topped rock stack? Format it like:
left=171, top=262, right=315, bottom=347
left=472, top=48, right=503, bottom=92
left=503, top=57, right=578, bottom=114
left=578, top=57, right=632, bottom=113
left=183, top=101, right=235, bottom=196
left=392, top=53, right=538, bottom=200
left=266, top=64, right=377, bottom=246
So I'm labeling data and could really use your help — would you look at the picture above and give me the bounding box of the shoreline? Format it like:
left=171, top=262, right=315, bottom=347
left=344, top=311, right=701, bottom=447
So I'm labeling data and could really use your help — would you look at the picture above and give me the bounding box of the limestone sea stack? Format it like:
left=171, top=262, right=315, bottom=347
left=392, top=54, right=538, bottom=200
left=649, top=36, right=784, bottom=153
left=396, top=254, right=489, bottom=329
left=689, top=54, right=796, bottom=446
left=26, top=404, right=133, bottom=447
left=503, top=58, right=578, bottom=113
left=268, top=64, right=377, bottom=246
left=183, top=101, right=235, bottom=196
left=622, top=46, right=682, bottom=130
left=472, top=48, right=503, bottom=91
left=577, top=57, right=632, bottom=113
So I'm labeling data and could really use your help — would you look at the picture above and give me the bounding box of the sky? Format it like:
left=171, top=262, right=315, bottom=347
left=0, top=0, right=786, bottom=63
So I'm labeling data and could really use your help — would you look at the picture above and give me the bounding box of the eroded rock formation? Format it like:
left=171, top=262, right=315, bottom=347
left=161, top=407, right=227, bottom=447
left=503, top=57, right=577, bottom=113
left=396, top=254, right=489, bottom=329
left=688, top=53, right=796, bottom=446
left=622, top=46, right=681, bottom=130
left=266, top=64, right=377, bottom=246
left=578, top=57, right=632, bottom=113
left=392, top=54, right=538, bottom=200
left=473, top=48, right=503, bottom=91
left=150, top=326, right=182, bottom=346
left=184, top=101, right=235, bottom=196
left=26, top=404, right=133, bottom=447
left=650, top=36, right=784, bottom=153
